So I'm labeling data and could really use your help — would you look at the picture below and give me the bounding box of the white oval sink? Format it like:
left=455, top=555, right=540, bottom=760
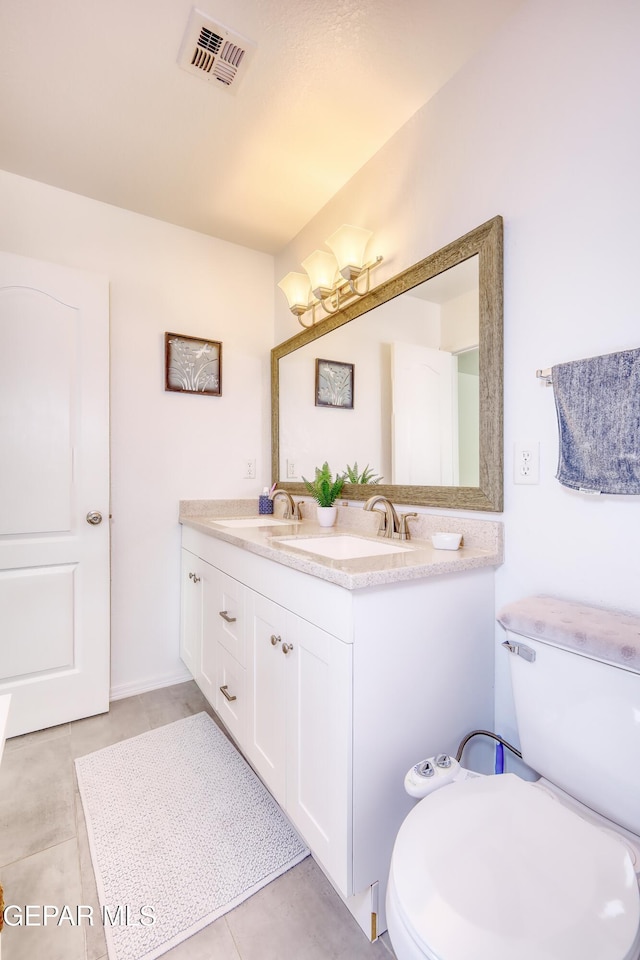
left=210, top=517, right=294, bottom=528
left=276, top=535, right=411, bottom=560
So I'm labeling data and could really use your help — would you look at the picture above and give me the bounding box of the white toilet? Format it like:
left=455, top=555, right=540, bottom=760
left=386, top=596, right=640, bottom=960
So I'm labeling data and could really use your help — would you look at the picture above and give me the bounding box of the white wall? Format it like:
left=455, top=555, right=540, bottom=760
left=0, top=171, right=274, bottom=698
left=275, top=0, right=640, bottom=757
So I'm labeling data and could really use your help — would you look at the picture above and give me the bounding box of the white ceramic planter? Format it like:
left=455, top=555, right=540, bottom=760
left=316, top=506, right=337, bottom=527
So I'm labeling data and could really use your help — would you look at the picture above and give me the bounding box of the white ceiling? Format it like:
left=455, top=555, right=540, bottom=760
left=0, top=0, right=522, bottom=254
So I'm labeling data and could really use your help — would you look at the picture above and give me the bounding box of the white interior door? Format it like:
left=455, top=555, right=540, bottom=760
left=391, top=341, right=458, bottom=485
left=0, top=251, right=110, bottom=737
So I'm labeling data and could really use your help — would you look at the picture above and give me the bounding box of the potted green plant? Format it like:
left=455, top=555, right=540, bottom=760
left=345, top=462, right=383, bottom=485
left=302, top=461, right=345, bottom=527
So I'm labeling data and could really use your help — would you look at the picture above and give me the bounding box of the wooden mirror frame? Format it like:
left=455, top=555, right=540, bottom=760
left=271, top=215, right=503, bottom=512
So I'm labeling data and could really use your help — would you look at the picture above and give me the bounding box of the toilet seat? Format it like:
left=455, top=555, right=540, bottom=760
left=390, top=774, right=640, bottom=960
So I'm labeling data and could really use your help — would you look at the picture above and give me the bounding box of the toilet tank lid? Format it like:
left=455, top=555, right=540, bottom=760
left=497, top=595, right=640, bottom=674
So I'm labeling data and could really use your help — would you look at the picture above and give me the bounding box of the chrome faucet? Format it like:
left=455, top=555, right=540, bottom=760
left=363, top=495, right=417, bottom=540
left=270, top=489, right=302, bottom=520
left=363, top=495, right=400, bottom=539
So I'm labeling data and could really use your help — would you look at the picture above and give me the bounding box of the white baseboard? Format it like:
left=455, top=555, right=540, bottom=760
left=109, top=669, right=192, bottom=702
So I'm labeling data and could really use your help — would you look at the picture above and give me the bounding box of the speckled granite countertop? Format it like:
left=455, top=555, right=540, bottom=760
left=180, top=499, right=503, bottom=590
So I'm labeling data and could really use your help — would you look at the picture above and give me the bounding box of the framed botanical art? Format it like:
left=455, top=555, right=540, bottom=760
left=165, top=333, right=222, bottom=396
left=315, top=358, right=354, bottom=409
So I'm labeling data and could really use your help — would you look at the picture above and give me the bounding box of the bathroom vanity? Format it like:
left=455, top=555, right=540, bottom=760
left=179, top=502, right=502, bottom=939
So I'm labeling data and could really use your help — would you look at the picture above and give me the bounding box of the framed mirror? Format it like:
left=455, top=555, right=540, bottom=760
left=271, top=215, right=503, bottom=511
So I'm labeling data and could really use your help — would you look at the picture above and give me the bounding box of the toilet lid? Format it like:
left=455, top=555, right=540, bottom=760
left=391, top=774, right=640, bottom=960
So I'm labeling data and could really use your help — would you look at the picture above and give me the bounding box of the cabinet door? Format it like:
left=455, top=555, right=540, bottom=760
left=286, top=617, right=352, bottom=896
left=245, top=592, right=287, bottom=804
left=196, top=561, right=218, bottom=705
left=180, top=549, right=203, bottom=677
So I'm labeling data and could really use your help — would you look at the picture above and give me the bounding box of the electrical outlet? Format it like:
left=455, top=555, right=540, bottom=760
left=244, top=458, right=256, bottom=479
left=514, top=441, right=540, bottom=484
left=286, top=459, right=296, bottom=479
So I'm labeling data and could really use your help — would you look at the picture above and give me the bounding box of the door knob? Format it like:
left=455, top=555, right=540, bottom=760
left=86, top=511, right=103, bottom=525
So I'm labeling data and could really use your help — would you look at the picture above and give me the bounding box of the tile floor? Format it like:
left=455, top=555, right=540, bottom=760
left=0, top=681, right=396, bottom=960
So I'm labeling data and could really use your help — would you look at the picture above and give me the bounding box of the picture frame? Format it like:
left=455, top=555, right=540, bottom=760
left=165, top=333, right=222, bottom=396
left=315, top=358, right=354, bottom=409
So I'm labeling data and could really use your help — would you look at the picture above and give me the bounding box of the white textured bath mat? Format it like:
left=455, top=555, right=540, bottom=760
left=75, top=712, right=309, bottom=960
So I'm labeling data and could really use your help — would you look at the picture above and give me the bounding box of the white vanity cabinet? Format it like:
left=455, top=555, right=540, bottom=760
left=245, top=591, right=352, bottom=894
left=180, top=523, right=496, bottom=940
left=181, top=539, right=352, bottom=896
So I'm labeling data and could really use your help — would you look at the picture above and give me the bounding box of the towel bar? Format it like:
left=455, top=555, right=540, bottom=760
left=536, top=367, right=552, bottom=385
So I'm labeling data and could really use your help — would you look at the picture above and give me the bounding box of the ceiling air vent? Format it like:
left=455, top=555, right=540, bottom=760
left=177, top=8, right=256, bottom=93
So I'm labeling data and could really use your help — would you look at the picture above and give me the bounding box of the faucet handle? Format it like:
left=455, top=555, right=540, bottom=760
left=399, top=512, right=418, bottom=540
left=371, top=506, right=389, bottom=536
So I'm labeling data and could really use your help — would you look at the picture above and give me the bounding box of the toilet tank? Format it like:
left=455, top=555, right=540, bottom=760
left=498, top=596, right=640, bottom=836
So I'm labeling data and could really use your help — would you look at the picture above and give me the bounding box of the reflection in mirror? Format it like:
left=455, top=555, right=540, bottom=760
left=279, top=257, right=480, bottom=489
left=272, top=217, right=503, bottom=512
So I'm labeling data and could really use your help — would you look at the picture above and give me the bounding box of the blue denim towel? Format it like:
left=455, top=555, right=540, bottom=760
left=553, top=347, right=640, bottom=494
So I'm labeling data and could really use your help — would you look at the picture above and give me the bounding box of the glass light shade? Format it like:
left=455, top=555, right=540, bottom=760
left=326, top=224, right=373, bottom=277
left=301, top=250, right=339, bottom=297
left=277, top=272, right=311, bottom=314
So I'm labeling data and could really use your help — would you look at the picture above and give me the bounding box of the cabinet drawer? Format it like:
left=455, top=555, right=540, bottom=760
left=215, top=643, right=245, bottom=745
left=213, top=572, right=245, bottom=667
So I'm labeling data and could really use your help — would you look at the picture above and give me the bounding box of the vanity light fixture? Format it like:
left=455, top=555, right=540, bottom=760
left=278, top=224, right=383, bottom=328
